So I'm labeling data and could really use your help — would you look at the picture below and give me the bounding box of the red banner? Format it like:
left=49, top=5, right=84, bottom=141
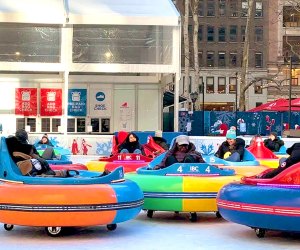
left=15, top=88, right=37, bottom=116
left=40, top=88, right=62, bottom=116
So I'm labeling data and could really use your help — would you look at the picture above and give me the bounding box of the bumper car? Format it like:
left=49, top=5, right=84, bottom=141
left=203, top=149, right=269, bottom=177
left=125, top=162, right=241, bottom=222
left=35, top=144, right=88, bottom=170
left=217, top=162, right=300, bottom=238
left=247, top=139, right=280, bottom=168
left=0, top=137, right=143, bottom=236
left=87, top=153, right=153, bottom=172
left=86, top=132, right=166, bottom=173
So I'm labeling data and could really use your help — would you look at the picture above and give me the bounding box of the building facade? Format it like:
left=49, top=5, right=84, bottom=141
left=267, top=0, right=300, bottom=101
left=0, top=0, right=181, bottom=135
left=172, top=0, right=279, bottom=111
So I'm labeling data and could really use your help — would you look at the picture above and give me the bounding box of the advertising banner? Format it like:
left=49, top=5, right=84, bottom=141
left=89, top=86, right=112, bottom=117
left=68, top=89, right=87, bottom=116
left=15, top=88, right=37, bottom=116
left=40, top=88, right=62, bottom=116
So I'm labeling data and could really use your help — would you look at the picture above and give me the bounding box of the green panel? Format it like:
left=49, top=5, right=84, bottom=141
left=143, top=198, right=182, bottom=211
left=125, top=173, right=183, bottom=211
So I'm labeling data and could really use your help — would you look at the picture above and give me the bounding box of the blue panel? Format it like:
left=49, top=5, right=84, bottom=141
left=68, top=89, right=87, bottom=116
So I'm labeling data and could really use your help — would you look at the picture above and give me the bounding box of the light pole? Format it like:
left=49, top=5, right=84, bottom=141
left=235, top=72, right=238, bottom=130
left=288, top=56, right=292, bottom=129
left=190, top=91, right=199, bottom=112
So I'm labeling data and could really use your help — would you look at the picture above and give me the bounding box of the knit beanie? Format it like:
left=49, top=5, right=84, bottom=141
left=226, top=129, right=236, bottom=139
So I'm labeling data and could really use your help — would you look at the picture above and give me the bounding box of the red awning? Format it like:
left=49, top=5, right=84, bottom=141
left=266, top=106, right=300, bottom=112
left=247, top=98, right=289, bottom=112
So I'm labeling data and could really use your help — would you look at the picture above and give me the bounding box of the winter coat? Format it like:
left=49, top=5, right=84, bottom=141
left=263, top=138, right=284, bottom=152
left=260, top=143, right=300, bottom=179
left=118, top=133, right=145, bottom=155
left=152, top=136, right=169, bottom=150
left=215, top=138, right=245, bottom=160
left=156, top=141, right=205, bottom=169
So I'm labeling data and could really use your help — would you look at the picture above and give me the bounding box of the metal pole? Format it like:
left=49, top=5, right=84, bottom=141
left=202, top=80, right=205, bottom=136
left=289, top=57, right=292, bottom=129
left=235, top=72, right=238, bottom=130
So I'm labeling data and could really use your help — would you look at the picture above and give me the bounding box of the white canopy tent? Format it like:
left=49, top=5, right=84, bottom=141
left=0, top=0, right=181, bottom=132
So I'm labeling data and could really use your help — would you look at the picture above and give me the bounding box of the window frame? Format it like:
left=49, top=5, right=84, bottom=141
left=206, top=77, right=215, bottom=93
left=218, top=77, right=226, bottom=94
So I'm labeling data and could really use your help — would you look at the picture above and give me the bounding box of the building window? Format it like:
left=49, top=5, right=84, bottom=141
left=26, top=118, right=36, bottom=132
left=67, top=119, right=75, bottom=132
left=207, top=26, right=214, bottom=42
left=229, top=53, right=237, bottom=67
left=229, top=77, right=237, bottom=94
left=254, top=80, right=263, bottom=94
left=73, top=25, right=173, bottom=64
left=16, top=118, right=36, bottom=133
left=219, top=0, right=226, bottom=16
left=206, top=77, right=214, bottom=93
left=91, top=118, right=100, bottom=132
left=198, top=0, right=204, bottom=16
left=198, top=51, right=204, bottom=67
left=41, top=118, right=61, bottom=133
left=255, top=52, right=263, bottom=67
left=16, top=118, right=25, bottom=132
left=198, top=25, right=203, bottom=41
left=218, top=77, right=226, bottom=94
left=255, top=26, right=263, bottom=42
left=292, top=78, right=299, bottom=86
left=52, top=118, right=61, bottom=133
left=101, top=118, right=110, bottom=132
left=255, top=1, right=263, bottom=17
left=283, top=7, right=300, bottom=27
left=41, top=118, right=51, bottom=132
left=218, top=52, right=226, bottom=67
left=207, top=0, right=215, bottom=16
left=230, top=0, right=238, bottom=17
left=77, top=118, right=86, bottom=132
left=89, top=118, right=110, bottom=133
left=241, top=0, right=248, bottom=17
left=229, top=25, right=237, bottom=42
left=218, top=27, right=226, bottom=42
left=241, top=26, right=246, bottom=42
left=207, top=52, right=214, bottom=67
left=0, top=24, right=61, bottom=63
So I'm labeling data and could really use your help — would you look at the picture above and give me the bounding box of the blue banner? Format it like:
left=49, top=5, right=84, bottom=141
left=68, top=89, right=87, bottom=116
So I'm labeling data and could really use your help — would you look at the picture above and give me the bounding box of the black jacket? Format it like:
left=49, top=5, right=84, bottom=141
left=152, top=136, right=169, bottom=150
left=263, top=138, right=284, bottom=152
left=118, top=133, right=145, bottom=155
left=6, top=136, right=54, bottom=176
left=283, top=143, right=300, bottom=169
left=215, top=138, right=245, bottom=159
left=261, top=143, right=300, bottom=178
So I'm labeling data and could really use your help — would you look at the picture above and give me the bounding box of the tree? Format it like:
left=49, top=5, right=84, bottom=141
left=239, top=0, right=255, bottom=111
left=190, top=0, right=200, bottom=105
left=183, top=0, right=190, bottom=98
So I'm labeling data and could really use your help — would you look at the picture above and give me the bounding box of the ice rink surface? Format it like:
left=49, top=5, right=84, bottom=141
left=1, top=155, right=299, bottom=249
left=1, top=211, right=300, bottom=250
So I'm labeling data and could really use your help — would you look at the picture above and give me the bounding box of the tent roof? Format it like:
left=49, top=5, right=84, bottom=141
left=67, top=0, right=180, bottom=26
left=0, top=0, right=180, bottom=26
left=247, top=98, right=288, bottom=112
left=0, top=0, right=65, bottom=24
